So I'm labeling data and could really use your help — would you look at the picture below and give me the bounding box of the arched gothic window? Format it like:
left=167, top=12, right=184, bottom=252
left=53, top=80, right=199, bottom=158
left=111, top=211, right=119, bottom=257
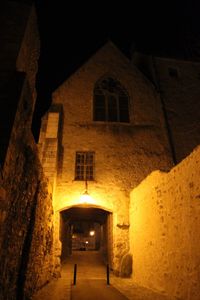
left=93, top=77, right=130, bottom=123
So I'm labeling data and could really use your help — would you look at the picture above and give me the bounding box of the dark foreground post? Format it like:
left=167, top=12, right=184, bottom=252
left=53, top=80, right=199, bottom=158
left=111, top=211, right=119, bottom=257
left=73, top=264, right=77, bottom=285
left=106, top=264, right=110, bottom=285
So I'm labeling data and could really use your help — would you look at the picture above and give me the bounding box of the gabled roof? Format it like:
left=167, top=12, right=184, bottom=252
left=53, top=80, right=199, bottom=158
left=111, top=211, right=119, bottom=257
left=53, top=40, right=132, bottom=95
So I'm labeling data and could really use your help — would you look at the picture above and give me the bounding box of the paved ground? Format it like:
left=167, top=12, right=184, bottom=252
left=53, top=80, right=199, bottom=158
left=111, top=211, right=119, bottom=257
left=32, top=251, right=175, bottom=300
left=71, top=279, right=129, bottom=300
left=32, top=263, right=71, bottom=300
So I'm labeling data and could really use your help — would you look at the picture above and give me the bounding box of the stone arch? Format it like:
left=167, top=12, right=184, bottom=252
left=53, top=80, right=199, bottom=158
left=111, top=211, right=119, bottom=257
left=58, top=204, right=113, bottom=267
left=59, top=203, right=113, bottom=214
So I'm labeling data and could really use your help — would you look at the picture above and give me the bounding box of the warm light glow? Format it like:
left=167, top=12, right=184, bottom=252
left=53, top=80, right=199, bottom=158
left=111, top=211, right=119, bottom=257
left=89, top=230, right=95, bottom=236
left=85, top=241, right=89, bottom=244
left=79, top=190, right=94, bottom=204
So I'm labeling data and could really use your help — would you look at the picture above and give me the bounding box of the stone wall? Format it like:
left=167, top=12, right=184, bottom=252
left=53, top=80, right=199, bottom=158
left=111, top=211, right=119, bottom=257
left=0, top=1, right=39, bottom=165
left=0, top=56, right=55, bottom=300
left=132, top=52, right=200, bottom=163
left=0, top=3, right=55, bottom=298
left=16, top=4, right=40, bottom=113
left=0, top=134, right=55, bottom=300
left=130, top=145, right=200, bottom=300
left=23, top=164, right=55, bottom=298
left=155, top=58, right=200, bottom=163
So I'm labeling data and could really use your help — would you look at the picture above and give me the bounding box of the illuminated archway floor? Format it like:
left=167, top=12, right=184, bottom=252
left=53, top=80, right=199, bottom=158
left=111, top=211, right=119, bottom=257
left=63, top=250, right=107, bottom=280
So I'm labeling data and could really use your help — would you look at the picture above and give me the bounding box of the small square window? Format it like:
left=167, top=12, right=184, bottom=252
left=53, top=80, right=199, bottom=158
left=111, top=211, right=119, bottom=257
left=75, top=152, right=94, bottom=180
left=168, top=67, right=178, bottom=78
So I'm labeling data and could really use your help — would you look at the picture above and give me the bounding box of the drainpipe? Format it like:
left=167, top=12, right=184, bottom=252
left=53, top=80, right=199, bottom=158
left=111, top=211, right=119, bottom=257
left=151, top=56, right=177, bottom=165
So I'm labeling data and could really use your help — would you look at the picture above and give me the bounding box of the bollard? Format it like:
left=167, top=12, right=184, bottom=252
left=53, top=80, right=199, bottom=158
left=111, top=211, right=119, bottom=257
left=106, top=264, right=110, bottom=285
left=73, top=264, right=77, bottom=285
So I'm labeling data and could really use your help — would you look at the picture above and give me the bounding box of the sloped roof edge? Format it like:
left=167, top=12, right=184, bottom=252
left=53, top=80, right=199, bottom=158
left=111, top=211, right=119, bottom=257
left=52, top=40, right=131, bottom=96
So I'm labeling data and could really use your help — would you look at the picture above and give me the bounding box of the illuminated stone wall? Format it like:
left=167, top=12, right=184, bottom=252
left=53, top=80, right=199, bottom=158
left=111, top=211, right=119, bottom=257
left=0, top=79, right=55, bottom=298
left=39, top=42, right=172, bottom=273
left=23, top=170, right=55, bottom=298
left=0, top=136, right=55, bottom=300
left=0, top=44, right=55, bottom=300
left=130, top=145, right=200, bottom=300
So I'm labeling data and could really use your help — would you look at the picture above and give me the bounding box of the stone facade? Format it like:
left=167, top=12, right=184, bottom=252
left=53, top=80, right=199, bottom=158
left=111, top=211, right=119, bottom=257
left=0, top=69, right=55, bottom=300
left=0, top=138, right=55, bottom=300
left=132, top=52, right=200, bottom=163
left=0, top=3, right=56, bottom=299
left=154, top=58, right=200, bottom=163
left=39, top=42, right=173, bottom=273
left=130, top=145, right=200, bottom=300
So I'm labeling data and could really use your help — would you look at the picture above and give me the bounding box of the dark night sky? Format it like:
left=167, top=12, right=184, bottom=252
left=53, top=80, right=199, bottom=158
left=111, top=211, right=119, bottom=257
left=32, top=0, right=200, bottom=139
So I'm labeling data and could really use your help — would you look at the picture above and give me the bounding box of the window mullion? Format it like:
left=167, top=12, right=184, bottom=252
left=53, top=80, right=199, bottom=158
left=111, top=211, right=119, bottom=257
left=94, top=77, right=129, bottom=123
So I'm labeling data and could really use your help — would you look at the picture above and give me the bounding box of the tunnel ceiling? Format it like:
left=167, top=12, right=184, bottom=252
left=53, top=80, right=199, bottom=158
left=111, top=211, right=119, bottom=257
left=61, top=207, right=109, bottom=224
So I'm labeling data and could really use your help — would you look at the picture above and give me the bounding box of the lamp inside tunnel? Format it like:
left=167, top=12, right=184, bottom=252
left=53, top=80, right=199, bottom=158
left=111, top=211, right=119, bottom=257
left=89, top=230, right=95, bottom=236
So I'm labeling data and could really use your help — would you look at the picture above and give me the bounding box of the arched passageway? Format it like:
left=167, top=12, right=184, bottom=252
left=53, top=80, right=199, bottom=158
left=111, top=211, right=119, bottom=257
left=59, top=206, right=113, bottom=267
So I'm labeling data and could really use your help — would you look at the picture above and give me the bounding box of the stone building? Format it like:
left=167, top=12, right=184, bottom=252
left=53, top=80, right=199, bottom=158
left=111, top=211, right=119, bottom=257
left=38, top=40, right=200, bottom=280
left=132, top=52, right=200, bottom=163
left=38, top=41, right=174, bottom=273
left=0, top=2, right=55, bottom=299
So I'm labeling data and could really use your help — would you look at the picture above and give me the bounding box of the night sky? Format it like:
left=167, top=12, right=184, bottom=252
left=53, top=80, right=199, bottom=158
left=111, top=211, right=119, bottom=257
left=32, top=1, right=200, bottom=140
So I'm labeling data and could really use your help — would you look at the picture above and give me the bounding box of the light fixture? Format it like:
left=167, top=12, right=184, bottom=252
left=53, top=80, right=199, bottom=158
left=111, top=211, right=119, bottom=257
left=89, top=230, right=95, bottom=236
left=79, top=179, right=94, bottom=204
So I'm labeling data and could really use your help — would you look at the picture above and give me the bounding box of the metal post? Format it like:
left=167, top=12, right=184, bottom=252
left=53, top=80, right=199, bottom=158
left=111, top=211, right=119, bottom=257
left=73, top=264, right=77, bottom=285
left=106, top=264, right=110, bottom=285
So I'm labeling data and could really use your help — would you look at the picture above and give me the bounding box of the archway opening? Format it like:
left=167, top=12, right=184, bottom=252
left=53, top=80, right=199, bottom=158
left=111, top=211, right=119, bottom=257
left=59, top=206, right=113, bottom=266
